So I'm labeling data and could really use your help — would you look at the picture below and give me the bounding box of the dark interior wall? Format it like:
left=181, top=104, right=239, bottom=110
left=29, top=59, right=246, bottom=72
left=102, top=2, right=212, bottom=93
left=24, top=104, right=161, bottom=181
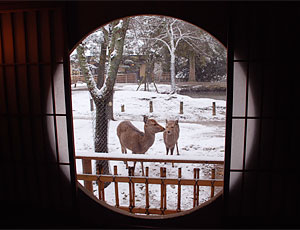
left=66, top=1, right=228, bottom=52
left=0, top=2, right=77, bottom=227
left=0, top=1, right=300, bottom=228
left=226, top=4, right=300, bottom=226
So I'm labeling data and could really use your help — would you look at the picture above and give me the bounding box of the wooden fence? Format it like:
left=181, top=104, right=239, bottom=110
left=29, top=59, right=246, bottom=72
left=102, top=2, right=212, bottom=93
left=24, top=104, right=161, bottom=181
left=75, top=153, right=224, bottom=215
left=71, top=73, right=137, bottom=84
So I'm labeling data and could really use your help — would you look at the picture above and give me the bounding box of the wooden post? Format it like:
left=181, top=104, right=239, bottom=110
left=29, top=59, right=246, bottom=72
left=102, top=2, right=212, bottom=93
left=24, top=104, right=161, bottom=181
left=121, top=104, right=125, bottom=112
left=128, top=167, right=135, bottom=211
left=193, top=168, right=197, bottom=208
left=97, top=167, right=105, bottom=201
left=101, top=167, right=105, bottom=201
left=177, top=168, right=182, bottom=212
left=212, top=102, right=216, bottom=116
left=132, top=168, right=135, bottom=208
left=163, top=168, right=167, bottom=211
left=90, top=98, right=94, bottom=111
left=180, top=101, right=183, bottom=114
left=82, top=159, right=93, bottom=193
left=160, top=167, right=167, bottom=214
left=211, top=168, right=216, bottom=198
left=96, top=167, right=101, bottom=200
left=149, top=101, right=153, bottom=113
left=145, top=167, right=150, bottom=214
left=114, top=166, right=119, bottom=207
left=193, top=168, right=200, bottom=207
left=196, top=168, right=200, bottom=206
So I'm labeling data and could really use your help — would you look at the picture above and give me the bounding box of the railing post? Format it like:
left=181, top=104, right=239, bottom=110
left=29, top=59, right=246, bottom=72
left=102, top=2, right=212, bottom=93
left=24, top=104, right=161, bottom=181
left=82, top=159, right=93, bottom=193
left=97, top=167, right=105, bottom=201
left=145, top=167, right=150, bottom=215
left=211, top=168, right=216, bottom=198
left=177, top=168, right=182, bottom=212
left=160, top=167, right=167, bottom=214
left=193, top=168, right=200, bottom=207
left=193, top=168, right=197, bottom=207
left=128, top=166, right=135, bottom=212
left=196, top=168, right=200, bottom=206
left=114, top=166, right=119, bottom=208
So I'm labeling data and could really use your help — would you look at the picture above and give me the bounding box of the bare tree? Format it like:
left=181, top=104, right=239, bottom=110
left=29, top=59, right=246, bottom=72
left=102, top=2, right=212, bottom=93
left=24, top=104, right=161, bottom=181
left=77, top=18, right=130, bottom=185
left=130, top=16, right=208, bottom=92
left=126, top=16, right=226, bottom=88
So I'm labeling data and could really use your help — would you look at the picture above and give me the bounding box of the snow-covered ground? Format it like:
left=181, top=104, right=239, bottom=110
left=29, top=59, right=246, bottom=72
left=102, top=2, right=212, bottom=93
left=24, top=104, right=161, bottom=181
left=72, top=82, right=226, bottom=212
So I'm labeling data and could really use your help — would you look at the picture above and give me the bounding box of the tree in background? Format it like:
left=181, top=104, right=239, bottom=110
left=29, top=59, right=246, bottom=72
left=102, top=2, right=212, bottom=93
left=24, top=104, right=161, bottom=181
left=126, top=16, right=226, bottom=92
left=76, top=18, right=130, bottom=184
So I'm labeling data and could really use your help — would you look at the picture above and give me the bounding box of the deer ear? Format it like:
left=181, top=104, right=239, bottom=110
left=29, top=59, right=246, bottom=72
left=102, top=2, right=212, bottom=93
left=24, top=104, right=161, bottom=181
left=175, top=120, right=178, bottom=124
left=166, top=119, right=168, bottom=124
left=143, top=115, right=148, bottom=123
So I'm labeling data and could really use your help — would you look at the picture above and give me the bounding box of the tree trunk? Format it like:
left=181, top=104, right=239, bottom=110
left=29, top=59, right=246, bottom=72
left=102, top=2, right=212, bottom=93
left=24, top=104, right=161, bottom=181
left=94, top=99, right=111, bottom=188
left=189, top=52, right=196, bottom=82
left=170, top=52, right=176, bottom=92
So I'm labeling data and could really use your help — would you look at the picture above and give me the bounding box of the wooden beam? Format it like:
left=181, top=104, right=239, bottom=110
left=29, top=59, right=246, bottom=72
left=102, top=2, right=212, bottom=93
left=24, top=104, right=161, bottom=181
left=75, top=153, right=224, bottom=165
left=118, top=206, right=179, bottom=215
left=77, top=174, right=224, bottom=187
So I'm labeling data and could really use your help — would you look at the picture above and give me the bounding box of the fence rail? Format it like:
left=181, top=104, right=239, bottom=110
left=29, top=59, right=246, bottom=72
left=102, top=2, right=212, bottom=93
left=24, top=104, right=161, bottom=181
left=75, top=153, right=224, bottom=215
left=75, top=152, right=224, bottom=164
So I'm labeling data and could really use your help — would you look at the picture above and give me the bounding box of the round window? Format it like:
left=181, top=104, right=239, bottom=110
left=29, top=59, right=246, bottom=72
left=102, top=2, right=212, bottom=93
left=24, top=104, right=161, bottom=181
left=70, top=15, right=227, bottom=217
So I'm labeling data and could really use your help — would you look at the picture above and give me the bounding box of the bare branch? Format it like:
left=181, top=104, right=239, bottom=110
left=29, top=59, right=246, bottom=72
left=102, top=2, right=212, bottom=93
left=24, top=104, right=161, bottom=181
left=76, top=44, right=102, bottom=101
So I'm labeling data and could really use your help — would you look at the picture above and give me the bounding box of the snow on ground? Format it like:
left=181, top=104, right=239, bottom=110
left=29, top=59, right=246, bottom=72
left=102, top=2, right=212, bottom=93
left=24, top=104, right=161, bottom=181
left=72, top=82, right=226, bottom=122
left=72, top=83, right=226, bottom=212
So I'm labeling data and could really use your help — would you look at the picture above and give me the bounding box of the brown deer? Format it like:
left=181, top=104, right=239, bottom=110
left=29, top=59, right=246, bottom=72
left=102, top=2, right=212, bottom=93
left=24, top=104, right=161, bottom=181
left=163, top=119, right=180, bottom=155
left=117, top=115, right=165, bottom=175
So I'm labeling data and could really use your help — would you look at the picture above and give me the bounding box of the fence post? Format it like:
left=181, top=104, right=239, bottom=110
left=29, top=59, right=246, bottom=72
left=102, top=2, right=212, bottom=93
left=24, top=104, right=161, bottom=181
left=90, top=98, right=94, bottom=111
left=121, top=104, right=125, bottom=112
left=211, top=168, right=216, bottom=198
left=97, top=167, right=105, bottom=201
left=128, top=166, right=135, bottom=212
left=177, top=168, right=182, bottom=212
left=160, top=167, right=167, bottom=214
left=193, top=168, right=197, bottom=207
left=196, top=168, right=200, bottom=206
left=212, top=102, right=216, bottom=116
left=145, top=167, right=150, bottom=214
left=180, top=101, right=183, bottom=114
left=114, top=166, right=119, bottom=208
left=149, top=101, right=153, bottom=113
left=82, top=159, right=93, bottom=193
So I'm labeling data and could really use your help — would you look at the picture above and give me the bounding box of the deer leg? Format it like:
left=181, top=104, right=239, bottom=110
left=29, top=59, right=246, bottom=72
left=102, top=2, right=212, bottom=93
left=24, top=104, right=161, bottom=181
left=121, top=146, right=128, bottom=169
left=166, top=147, right=169, bottom=155
left=171, top=147, right=175, bottom=167
left=176, top=142, right=179, bottom=155
left=171, top=147, right=174, bottom=155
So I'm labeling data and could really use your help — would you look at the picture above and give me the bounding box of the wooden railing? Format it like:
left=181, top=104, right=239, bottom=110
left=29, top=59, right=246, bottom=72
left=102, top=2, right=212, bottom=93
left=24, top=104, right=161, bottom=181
left=75, top=153, right=224, bottom=215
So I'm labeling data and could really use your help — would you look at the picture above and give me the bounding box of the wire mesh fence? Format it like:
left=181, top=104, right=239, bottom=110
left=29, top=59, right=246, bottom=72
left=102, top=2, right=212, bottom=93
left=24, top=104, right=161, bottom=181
left=90, top=91, right=115, bottom=188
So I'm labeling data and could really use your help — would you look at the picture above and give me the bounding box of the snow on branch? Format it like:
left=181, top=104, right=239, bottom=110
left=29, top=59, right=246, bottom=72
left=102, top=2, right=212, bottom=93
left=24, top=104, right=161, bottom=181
left=114, top=19, right=123, bottom=29
left=76, top=44, right=102, bottom=100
